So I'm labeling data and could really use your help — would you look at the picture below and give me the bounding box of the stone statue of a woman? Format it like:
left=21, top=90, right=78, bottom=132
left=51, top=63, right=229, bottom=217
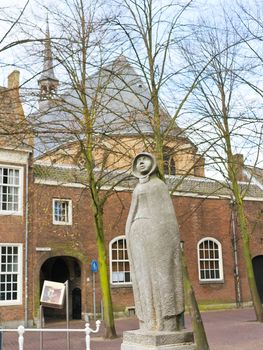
left=126, top=152, right=184, bottom=332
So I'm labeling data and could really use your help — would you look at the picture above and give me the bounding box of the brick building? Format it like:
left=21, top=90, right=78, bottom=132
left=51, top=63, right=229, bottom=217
left=1, top=28, right=263, bottom=327
left=0, top=71, right=33, bottom=325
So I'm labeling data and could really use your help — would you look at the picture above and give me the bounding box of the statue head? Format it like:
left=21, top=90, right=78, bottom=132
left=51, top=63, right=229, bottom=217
left=132, top=152, right=158, bottom=179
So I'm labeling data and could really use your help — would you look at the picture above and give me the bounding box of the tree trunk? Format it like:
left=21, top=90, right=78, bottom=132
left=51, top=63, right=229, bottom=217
left=227, top=148, right=263, bottom=322
left=94, top=209, right=117, bottom=338
left=224, top=118, right=263, bottom=322
left=233, top=194, right=263, bottom=322
left=182, top=248, right=210, bottom=350
left=83, top=96, right=117, bottom=337
left=86, top=137, right=117, bottom=338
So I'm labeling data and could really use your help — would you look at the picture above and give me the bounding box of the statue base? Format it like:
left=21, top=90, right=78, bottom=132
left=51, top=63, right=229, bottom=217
left=121, top=329, right=197, bottom=350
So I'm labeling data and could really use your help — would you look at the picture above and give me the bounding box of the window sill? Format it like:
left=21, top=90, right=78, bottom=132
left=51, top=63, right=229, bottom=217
left=0, top=301, right=22, bottom=306
left=52, top=221, right=72, bottom=226
left=110, top=284, right=133, bottom=289
left=0, top=211, right=22, bottom=216
left=199, top=280, right=224, bottom=285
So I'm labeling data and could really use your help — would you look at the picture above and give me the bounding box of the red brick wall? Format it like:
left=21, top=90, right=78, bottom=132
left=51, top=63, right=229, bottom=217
left=175, top=196, right=236, bottom=304
left=102, top=193, right=235, bottom=306
left=29, top=183, right=96, bottom=319
left=0, top=162, right=28, bottom=323
left=26, top=182, right=263, bottom=320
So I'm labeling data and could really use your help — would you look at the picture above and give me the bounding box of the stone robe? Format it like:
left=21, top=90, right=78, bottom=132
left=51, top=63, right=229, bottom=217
left=126, top=174, right=184, bottom=331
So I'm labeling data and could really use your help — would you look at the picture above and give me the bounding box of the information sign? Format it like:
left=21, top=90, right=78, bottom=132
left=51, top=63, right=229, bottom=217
left=91, top=259, right=99, bottom=273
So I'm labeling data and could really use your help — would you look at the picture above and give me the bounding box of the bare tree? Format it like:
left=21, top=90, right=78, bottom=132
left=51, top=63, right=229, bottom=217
left=0, top=1, right=36, bottom=151
left=232, top=0, right=263, bottom=102
left=111, top=1, right=211, bottom=348
left=112, top=0, right=204, bottom=179
left=0, top=1, right=30, bottom=55
left=28, top=0, right=124, bottom=338
left=183, top=8, right=263, bottom=322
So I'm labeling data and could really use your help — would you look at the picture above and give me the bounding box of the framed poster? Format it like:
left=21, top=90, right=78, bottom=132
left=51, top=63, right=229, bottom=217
left=40, top=281, right=66, bottom=309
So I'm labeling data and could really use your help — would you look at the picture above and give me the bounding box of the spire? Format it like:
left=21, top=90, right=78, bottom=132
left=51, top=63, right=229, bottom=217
left=38, top=15, right=59, bottom=100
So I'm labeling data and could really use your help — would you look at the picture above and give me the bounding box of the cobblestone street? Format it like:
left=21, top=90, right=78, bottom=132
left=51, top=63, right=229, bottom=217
left=2, top=308, right=263, bottom=350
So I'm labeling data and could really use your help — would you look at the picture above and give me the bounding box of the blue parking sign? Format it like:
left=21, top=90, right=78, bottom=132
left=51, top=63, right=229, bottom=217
left=91, top=260, right=99, bottom=273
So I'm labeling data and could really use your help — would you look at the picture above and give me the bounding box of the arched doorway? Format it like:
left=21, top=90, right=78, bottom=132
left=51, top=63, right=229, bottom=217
left=40, top=256, right=82, bottom=321
left=252, top=255, right=263, bottom=303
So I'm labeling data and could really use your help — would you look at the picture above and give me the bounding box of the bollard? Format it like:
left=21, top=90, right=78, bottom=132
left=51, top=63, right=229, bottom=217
left=17, top=325, right=25, bottom=350
left=85, top=320, right=101, bottom=350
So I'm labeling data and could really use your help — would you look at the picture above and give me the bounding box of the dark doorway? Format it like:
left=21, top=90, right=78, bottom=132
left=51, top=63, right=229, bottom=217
left=72, top=288, right=82, bottom=319
left=252, top=255, right=263, bottom=303
left=40, top=256, right=82, bottom=321
left=51, top=258, right=69, bottom=282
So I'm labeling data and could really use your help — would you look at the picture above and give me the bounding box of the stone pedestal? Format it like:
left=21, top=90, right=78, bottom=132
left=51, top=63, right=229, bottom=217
left=121, top=329, right=197, bottom=350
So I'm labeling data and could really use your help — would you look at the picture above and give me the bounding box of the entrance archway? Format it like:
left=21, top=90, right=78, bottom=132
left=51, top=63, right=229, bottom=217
left=252, top=255, right=263, bottom=303
left=40, top=256, right=82, bottom=321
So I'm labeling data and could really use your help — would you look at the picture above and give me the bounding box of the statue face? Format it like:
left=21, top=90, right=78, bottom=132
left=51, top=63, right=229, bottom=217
left=136, top=155, right=152, bottom=175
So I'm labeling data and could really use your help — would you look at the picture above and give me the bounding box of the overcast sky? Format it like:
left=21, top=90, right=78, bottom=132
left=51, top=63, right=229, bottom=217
left=0, top=0, right=262, bottom=172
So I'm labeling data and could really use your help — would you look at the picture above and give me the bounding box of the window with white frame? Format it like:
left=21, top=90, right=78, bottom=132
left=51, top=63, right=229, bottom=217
left=110, top=236, right=131, bottom=285
left=0, top=167, right=22, bottom=214
left=53, top=199, right=72, bottom=225
left=0, top=244, right=22, bottom=305
left=197, top=238, right=224, bottom=282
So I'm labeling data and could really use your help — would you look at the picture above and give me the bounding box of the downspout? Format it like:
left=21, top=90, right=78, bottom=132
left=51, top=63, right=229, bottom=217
left=230, top=199, right=242, bottom=307
left=24, top=155, right=30, bottom=326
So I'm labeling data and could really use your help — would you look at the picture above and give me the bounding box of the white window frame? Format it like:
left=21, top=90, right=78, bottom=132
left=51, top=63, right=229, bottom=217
left=52, top=199, right=72, bottom=225
left=0, top=165, right=23, bottom=216
left=0, top=243, right=23, bottom=306
left=197, top=237, right=224, bottom=283
left=109, top=236, right=131, bottom=286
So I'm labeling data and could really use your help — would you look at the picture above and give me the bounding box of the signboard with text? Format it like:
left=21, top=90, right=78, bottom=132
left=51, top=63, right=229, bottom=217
left=40, top=280, right=66, bottom=309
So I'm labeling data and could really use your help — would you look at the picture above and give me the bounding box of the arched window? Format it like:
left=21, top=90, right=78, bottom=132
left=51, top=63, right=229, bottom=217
left=109, top=236, right=131, bottom=285
left=163, top=147, right=176, bottom=175
left=197, top=238, right=224, bottom=282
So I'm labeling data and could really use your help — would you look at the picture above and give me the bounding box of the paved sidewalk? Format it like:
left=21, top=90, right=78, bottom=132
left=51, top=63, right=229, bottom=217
left=2, top=308, right=263, bottom=349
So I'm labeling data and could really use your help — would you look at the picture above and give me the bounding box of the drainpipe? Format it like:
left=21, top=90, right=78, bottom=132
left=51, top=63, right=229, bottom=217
left=230, top=199, right=242, bottom=307
left=24, top=156, right=30, bottom=326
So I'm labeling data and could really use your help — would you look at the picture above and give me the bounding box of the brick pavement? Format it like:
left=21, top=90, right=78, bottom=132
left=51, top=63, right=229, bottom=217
left=2, top=308, right=263, bottom=350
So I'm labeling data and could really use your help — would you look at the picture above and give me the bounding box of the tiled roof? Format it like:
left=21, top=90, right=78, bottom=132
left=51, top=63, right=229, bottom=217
left=243, top=166, right=263, bottom=190
left=34, top=164, right=88, bottom=185
left=34, top=164, right=263, bottom=199
left=32, top=56, right=190, bottom=156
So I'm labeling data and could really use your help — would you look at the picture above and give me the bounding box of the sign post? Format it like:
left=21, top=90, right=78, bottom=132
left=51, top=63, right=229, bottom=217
left=40, top=305, right=43, bottom=350
left=40, top=281, right=67, bottom=349
left=91, top=260, right=99, bottom=320
left=0, top=326, right=3, bottom=350
left=65, top=280, right=70, bottom=350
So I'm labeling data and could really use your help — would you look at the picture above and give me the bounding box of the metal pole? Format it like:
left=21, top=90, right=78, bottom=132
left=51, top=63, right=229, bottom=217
left=231, top=203, right=242, bottom=307
left=100, top=300, right=104, bottom=321
left=24, top=160, right=30, bottom=327
left=0, top=326, right=3, bottom=350
left=93, top=273, right=96, bottom=320
left=65, top=280, right=70, bottom=350
left=40, top=305, right=43, bottom=350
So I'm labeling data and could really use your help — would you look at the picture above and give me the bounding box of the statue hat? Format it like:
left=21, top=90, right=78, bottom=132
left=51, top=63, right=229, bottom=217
left=132, top=152, right=158, bottom=179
